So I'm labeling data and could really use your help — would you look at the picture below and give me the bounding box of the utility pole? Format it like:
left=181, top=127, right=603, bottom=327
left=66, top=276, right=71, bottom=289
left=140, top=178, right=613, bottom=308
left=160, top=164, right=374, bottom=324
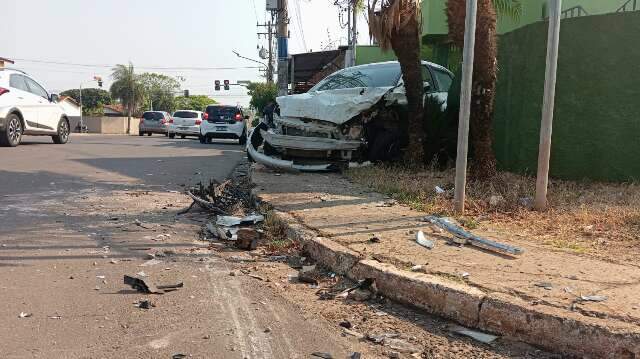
left=257, top=21, right=276, bottom=83
left=350, top=0, right=358, bottom=67
left=276, top=0, right=289, bottom=96
left=534, top=0, right=562, bottom=211
left=453, top=0, right=478, bottom=214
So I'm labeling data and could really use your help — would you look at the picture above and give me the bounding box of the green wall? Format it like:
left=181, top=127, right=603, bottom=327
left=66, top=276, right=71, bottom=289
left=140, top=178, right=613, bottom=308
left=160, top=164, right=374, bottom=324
left=493, top=11, right=640, bottom=181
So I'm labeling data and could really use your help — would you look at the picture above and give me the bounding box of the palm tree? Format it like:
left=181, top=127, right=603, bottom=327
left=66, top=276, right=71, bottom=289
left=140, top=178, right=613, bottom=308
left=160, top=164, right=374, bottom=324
left=368, top=0, right=426, bottom=164
left=110, top=63, right=144, bottom=134
left=446, top=0, right=521, bottom=180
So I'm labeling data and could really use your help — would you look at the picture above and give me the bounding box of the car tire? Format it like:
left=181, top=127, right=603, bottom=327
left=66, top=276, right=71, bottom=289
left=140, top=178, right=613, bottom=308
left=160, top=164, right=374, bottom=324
left=169, top=133, right=175, bottom=139
left=139, top=131, right=144, bottom=136
left=239, top=130, right=247, bottom=145
left=52, top=118, right=70, bottom=144
left=180, top=135, right=186, bottom=139
left=0, top=113, right=22, bottom=147
left=147, top=133, right=152, bottom=136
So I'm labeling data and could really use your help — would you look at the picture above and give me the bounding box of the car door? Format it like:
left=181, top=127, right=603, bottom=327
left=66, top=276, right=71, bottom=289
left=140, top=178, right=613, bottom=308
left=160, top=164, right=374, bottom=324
left=24, top=76, right=59, bottom=131
left=9, top=74, right=40, bottom=130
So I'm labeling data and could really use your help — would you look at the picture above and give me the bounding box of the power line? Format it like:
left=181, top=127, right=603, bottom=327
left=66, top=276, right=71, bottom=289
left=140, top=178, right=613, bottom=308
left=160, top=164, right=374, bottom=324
left=11, top=58, right=262, bottom=71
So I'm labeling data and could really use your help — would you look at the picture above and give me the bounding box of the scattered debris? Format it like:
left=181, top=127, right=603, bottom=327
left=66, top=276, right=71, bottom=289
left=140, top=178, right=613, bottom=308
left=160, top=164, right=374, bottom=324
left=137, top=299, right=155, bottom=309
left=461, top=272, right=470, bottom=279
left=366, top=333, right=399, bottom=344
left=247, top=274, right=267, bottom=281
left=216, top=214, right=264, bottom=227
left=311, top=352, right=333, bottom=359
left=48, top=315, right=62, bottom=320
left=415, top=231, right=434, bottom=249
left=435, top=186, right=446, bottom=195
left=384, top=338, right=421, bottom=354
left=580, top=295, right=608, bottom=302
left=342, top=328, right=365, bottom=339
left=228, top=255, right=256, bottom=263
left=339, top=320, right=352, bottom=329
left=298, top=265, right=320, bottom=285
left=535, top=282, right=554, bottom=290
left=518, top=197, right=534, bottom=209
left=410, top=265, right=425, bottom=273
left=123, top=275, right=183, bottom=294
left=140, top=259, right=162, bottom=267
left=349, top=353, right=362, bottom=359
left=449, top=325, right=499, bottom=344
left=134, top=219, right=151, bottom=229
left=172, top=354, right=187, bottom=359
left=235, top=228, right=259, bottom=250
left=18, top=312, right=32, bottom=318
left=423, top=216, right=524, bottom=255
left=489, top=195, right=504, bottom=207
left=347, top=288, right=372, bottom=302
left=369, top=236, right=381, bottom=243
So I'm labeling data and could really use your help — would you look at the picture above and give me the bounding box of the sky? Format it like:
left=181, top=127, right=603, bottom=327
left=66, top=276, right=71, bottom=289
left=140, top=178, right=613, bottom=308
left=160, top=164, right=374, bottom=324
left=0, top=0, right=370, bottom=107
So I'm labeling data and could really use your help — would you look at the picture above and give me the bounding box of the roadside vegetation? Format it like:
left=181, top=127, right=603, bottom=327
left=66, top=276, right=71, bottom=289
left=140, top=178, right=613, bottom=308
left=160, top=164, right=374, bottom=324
left=346, top=165, right=640, bottom=258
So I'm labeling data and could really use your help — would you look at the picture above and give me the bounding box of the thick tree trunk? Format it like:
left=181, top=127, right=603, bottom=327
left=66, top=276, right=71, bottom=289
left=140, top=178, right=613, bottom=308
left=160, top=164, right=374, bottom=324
left=447, top=0, right=498, bottom=180
left=127, top=104, right=132, bottom=134
left=390, top=22, right=425, bottom=165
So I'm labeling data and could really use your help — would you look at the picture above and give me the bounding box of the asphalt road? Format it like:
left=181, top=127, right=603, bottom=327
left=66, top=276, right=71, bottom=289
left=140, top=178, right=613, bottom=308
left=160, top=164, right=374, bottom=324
left=0, top=135, right=370, bottom=358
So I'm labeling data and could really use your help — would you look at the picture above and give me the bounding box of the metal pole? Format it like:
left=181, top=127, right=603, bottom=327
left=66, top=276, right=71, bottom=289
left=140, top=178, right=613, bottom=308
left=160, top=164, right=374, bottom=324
left=276, top=0, right=289, bottom=96
left=79, top=83, right=83, bottom=133
left=268, top=21, right=274, bottom=83
left=534, top=0, right=562, bottom=211
left=453, top=0, right=478, bottom=214
left=352, top=0, right=358, bottom=67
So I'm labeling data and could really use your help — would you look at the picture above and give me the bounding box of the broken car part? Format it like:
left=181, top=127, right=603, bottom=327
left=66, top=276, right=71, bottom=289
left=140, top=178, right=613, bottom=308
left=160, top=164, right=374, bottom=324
left=423, top=216, right=524, bottom=255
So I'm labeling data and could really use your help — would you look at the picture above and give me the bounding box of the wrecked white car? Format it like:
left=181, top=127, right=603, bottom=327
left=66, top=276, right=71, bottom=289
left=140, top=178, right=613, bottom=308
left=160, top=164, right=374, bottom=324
left=248, top=61, right=454, bottom=171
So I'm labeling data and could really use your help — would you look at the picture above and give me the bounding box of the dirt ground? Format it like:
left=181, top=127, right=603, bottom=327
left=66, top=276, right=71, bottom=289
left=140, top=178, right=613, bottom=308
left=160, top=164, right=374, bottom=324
left=251, top=164, right=640, bottom=334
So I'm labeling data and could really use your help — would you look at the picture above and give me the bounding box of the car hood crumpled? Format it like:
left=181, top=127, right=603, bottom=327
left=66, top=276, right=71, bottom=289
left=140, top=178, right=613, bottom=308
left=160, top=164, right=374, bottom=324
left=276, top=87, right=393, bottom=125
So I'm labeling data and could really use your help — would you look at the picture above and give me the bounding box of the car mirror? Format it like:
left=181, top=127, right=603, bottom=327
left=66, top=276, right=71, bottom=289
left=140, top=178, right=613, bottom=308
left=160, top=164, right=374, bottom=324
left=50, top=93, right=60, bottom=103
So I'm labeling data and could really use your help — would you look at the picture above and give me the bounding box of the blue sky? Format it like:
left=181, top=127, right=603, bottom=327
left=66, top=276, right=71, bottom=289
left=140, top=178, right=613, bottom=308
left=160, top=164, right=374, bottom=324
left=0, top=0, right=369, bottom=106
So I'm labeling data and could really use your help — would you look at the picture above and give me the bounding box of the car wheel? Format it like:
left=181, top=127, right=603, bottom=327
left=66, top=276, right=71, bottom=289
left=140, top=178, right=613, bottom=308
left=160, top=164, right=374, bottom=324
left=147, top=133, right=152, bottom=136
left=368, top=131, right=401, bottom=162
left=239, top=130, right=247, bottom=145
left=169, top=133, right=175, bottom=139
left=52, top=118, right=70, bottom=144
left=199, top=134, right=206, bottom=144
left=180, top=135, right=186, bottom=139
left=139, top=131, right=144, bottom=136
left=0, top=113, right=22, bottom=147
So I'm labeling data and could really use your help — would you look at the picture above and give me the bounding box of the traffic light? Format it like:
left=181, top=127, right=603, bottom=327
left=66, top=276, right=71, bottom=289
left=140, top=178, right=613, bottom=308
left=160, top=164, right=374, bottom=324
left=184, top=89, right=189, bottom=97
left=94, top=76, right=103, bottom=87
left=215, top=80, right=221, bottom=91
left=224, top=80, right=230, bottom=91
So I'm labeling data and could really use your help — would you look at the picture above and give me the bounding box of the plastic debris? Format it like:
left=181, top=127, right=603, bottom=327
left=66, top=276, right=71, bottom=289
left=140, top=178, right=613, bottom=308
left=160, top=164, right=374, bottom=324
left=416, top=231, right=435, bottom=249
left=216, top=214, right=264, bottom=227
left=450, top=325, right=498, bottom=344
left=423, top=216, right=524, bottom=255
left=580, top=295, right=608, bottom=302
left=311, top=353, right=333, bottom=359
left=435, top=186, right=446, bottom=194
left=123, top=275, right=183, bottom=294
left=18, top=312, right=32, bottom=318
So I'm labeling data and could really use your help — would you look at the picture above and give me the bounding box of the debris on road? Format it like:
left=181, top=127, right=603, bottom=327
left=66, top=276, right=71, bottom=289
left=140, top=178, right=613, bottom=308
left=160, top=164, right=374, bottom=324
left=123, top=275, right=183, bottom=294
left=311, top=352, right=333, bottom=359
left=423, top=216, right=524, bottom=255
left=449, top=325, right=499, bottom=344
left=369, top=235, right=381, bottom=243
left=235, top=228, right=259, bottom=250
left=298, top=265, right=320, bottom=285
left=415, top=231, right=435, bottom=249
left=136, top=299, right=155, bottom=309
left=347, top=288, right=372, bottom=302
left=384, top=337, right=421, bottom=354
left=18, top=312, right=32, bottom=318
left=216, top=214, right=264, bottom=227
left=580, top=295, right=608, bottom=302
left=535, top=282, right=554, bottom=290
left=228, top=255, right=257, bottom=263
left=349, top=352, right=362, bottom=359
left=339, top=320, right=352, bottom=329
left=410, top=265, right=425, bottom=273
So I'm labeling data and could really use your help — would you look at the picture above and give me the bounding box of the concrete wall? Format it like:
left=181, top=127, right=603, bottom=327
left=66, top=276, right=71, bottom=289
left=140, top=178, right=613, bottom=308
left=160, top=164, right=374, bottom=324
left=84, top=117, right=140, bottom=134
left=493, top=11, right=640, bottom=181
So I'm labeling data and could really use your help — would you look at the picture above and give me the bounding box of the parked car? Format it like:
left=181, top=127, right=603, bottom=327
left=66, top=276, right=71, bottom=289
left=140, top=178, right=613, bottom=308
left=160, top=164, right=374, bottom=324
left=168, top=110, right=203, bottom=139
left=139, top=111, right=171, bottom=136
left=247, top=61, right=454, bottom=171
left=199, top=105, right=248, bottom=145
left=0, top=68, right=70, bottom=147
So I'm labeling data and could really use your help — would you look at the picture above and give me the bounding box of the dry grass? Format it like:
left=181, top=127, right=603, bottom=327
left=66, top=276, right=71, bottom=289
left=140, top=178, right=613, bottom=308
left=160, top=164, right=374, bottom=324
left=262, top=210, right=301, bottom=254
left=346, top=165, right=640, bottom=259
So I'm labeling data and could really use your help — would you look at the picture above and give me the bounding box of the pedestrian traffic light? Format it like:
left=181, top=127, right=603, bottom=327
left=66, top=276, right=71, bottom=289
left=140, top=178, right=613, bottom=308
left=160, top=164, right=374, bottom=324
left=224, top=80, right=230, bottom=91
left=215, top=80, right=221, bottom=91
left=184, top=89, right=189, bottom=97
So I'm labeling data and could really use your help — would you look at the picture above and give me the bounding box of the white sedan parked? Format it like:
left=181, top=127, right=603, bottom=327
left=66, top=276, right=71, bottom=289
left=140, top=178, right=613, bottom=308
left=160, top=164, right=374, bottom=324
left=0, top=68, right=70, bottom=147
left=169, top=110, right=203, bottom=139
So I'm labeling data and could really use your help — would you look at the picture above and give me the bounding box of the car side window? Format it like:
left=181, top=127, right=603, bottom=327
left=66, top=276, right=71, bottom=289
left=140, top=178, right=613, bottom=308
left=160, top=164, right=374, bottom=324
left=24, top=77, right=49, bottom=99
left=433, top=68, right=454, bottom=92
left=9, top=74, right=30, bottom=92
left=422, top=66, right=435, bottom=92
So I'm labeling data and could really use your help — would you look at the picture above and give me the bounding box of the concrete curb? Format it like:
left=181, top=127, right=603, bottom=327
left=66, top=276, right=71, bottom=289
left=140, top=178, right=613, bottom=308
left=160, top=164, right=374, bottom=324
left=252, top=187, right=640, bottom=358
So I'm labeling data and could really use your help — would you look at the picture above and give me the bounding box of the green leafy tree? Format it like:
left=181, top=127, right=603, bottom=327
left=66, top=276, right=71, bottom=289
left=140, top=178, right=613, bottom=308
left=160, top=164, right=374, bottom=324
left=246, top=82, right=278, bottom=115
left=174, top=95, right=216, bottom=112
left=110, top=63, right=144, bottom=134
left=139, top=73, right=181, bottom=113
left=60, top=88, right=111, bottom=115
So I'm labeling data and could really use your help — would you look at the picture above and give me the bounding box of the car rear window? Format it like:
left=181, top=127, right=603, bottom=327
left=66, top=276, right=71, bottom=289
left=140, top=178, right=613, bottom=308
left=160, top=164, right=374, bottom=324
left=311, top=63, right=402, bottom=91
left=206, top=106, right=238, bottom=117
left=143, top=112, right=164, bottom=120
left=173, top=111, right=198, bottom=118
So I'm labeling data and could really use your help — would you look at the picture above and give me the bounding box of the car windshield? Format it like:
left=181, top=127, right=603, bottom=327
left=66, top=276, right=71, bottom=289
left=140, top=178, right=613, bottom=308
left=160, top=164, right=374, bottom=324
left=173, top=111, right=198, bottom=118
left=143, top=112, right=164, bottom=120
left=206, top=106, right=237, bottom=117
left=310, top=63, right=402, bottom=92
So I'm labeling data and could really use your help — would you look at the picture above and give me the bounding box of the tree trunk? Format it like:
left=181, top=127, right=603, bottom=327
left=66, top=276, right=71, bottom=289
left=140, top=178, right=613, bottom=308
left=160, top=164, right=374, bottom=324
left=390, top=21, right=425, bottom=165
left=447, top=0, right=497, bottom=180
left=127, top=104, right=132, bottom=134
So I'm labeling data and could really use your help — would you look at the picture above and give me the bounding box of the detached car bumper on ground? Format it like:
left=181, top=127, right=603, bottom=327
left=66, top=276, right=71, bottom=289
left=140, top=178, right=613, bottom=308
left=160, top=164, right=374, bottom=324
left=248, top=61, right=454, bottom=171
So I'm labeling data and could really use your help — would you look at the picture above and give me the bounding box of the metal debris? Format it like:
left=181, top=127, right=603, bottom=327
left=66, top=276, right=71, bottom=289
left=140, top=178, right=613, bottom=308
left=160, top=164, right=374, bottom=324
left=415, top=231, right=435, bottom=249
left=580, top=295, right=608, bottom=302
left=423, top=216, right=524, bottom=255
left=18, top=312, right=32, bottom=318
left=123, top=275, right=183, bottom=294
left=449, top=325, right=499, bottom=344
left=216, top=214, right=264, bottom=227
left=311, top=353, right=333, bottom=359
left=137, top=299, right=155, bottom=309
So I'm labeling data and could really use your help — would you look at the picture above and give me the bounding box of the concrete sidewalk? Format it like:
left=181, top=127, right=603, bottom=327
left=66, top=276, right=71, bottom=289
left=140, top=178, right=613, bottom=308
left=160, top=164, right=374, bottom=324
left=251, top=164, right=640, bottom=358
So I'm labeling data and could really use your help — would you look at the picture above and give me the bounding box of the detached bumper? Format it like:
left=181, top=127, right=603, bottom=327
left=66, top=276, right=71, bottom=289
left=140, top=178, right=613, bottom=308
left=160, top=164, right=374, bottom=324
left=261, top=129, right=361, bottom=151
